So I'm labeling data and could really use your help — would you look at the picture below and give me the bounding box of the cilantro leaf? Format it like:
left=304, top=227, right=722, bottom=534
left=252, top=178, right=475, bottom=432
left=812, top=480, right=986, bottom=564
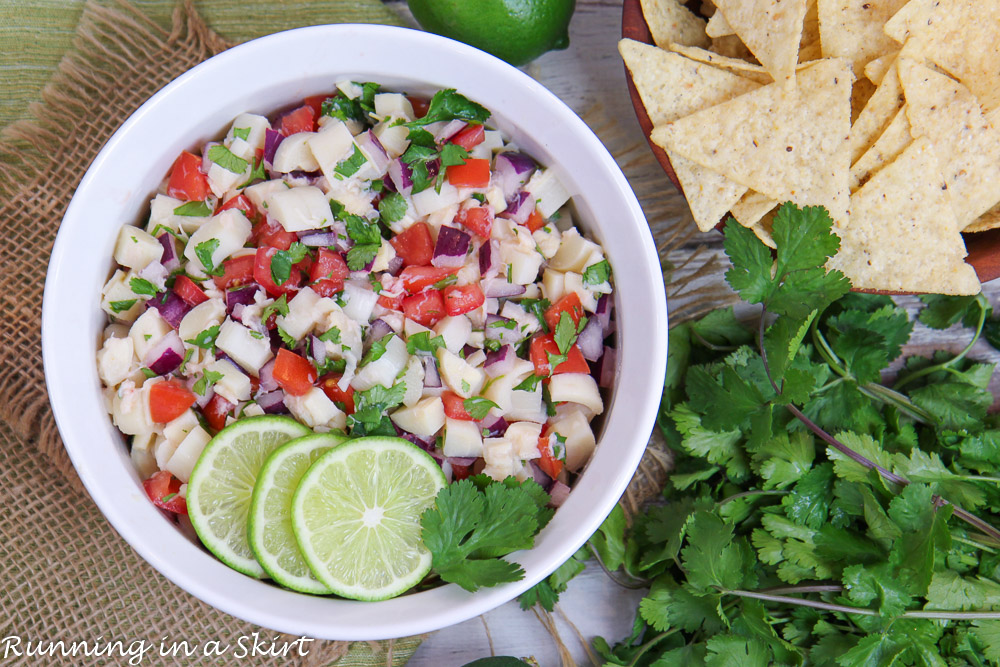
left=207, top=144, right=248, bottom=174
left=360, top=333, right=394, bottom=367
left=378, top=192, right=408, bottom=224
left=348, top=382, right=406, bottom=436
left=406, top=331, right=446, bottom=354
left=918, top=294, right=986, bottom=330
left=582, top=259, right=612, bottom=286
left=321, top=92, right=364, bottom=122
left=232, top=126, right=250, bottom=141
left=463, top=397, right=498, bottom=421
left=260, top=294, right=289, bottom=323
left=129, top=277, right=158, bottom=296
left=344, top=215, right=382, bottom=270
left=518, top=298, right=551, bottom=333
left=270, top=242, right=309, bottom=286
left=513, top=374, right=542, bottom=392
left=334, top=145, right=367, bottom=179
left=194, top=238, right=224, bottom=276
left=318, top=326, right=341, bottom=343
left=193, top=369, right=224, bottom=396
left=185, top=325, right=221, bottom=350
left=553, top=311, right=577, bottom=354
left=237, top=157, right=267, bottom=189
left=406, top=89, right=490, bottom=128
left=109, top=299, right=137, bottom=313
left=276, top=326, right=296, bottom=348
left=173, top=200, right=212, bottom=217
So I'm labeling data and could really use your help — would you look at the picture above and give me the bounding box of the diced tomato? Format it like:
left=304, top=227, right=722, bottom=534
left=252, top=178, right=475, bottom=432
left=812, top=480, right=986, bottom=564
left=319, top=374, right=356, bottom=414
left=254, top=246, right=303, bottom=297
left=142, top=471, right=188, bottom=514
left=166, top=151, right=210, bottom=201
left=309, top=248, right=350, bottom=297
left=399, top=266, right=458, bottom=294
left=446, top=158, right=491, bottom=188
left=443, top=284, right=485, bottom=316
left=213, top=254, right=255, bottom=290
left=303, top=94, right=329, bottom=119
left=279, top=105, right=316, bottom=136
left=408, top=95, right=430, bottom=119
left=403, top=290, right=446, bottom=327
left=216, top=194, right=257, bottom=221
left=536, top=436, right=564, bottom=479
left=203, top=393, right=235, bottom=432
left=526, top=207, right=546, bottom=233
left=529, top=334, right=590, bottom=377
left=456, top=205, right=493, bottom=239
left=450, top=461, right=474, bottom=481
left=390, top=222, right=435, bottom=267
left=450, top=124, right=486, bottom=150
left=273, top=348, right=317, bottom=397
left=545, top=293, right=585, bottom=331
left=442, top=391, right=474, bottom=420
left=148, top=379, right=197, bottom=423
left=378, top=293, right=404, bottom=310
left=172, top=274, right=209, bottom=307
left=251, top=217, right=297, bottom=250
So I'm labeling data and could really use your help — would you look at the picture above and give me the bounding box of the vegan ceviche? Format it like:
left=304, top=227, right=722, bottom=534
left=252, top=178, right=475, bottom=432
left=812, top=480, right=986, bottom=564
left=97, top=81, right=616, bottom=588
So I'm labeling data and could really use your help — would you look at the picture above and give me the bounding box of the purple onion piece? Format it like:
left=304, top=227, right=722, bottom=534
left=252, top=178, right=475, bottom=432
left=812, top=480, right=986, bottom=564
left=298, top=231, right=340, bottom=247
left=529, top=461, right=555, bottom=492
left=157, top=233, right=179, bottom=271
left=501, top=191, right=534, bottom=225
left=225, top=286, right=259, bottom=315
left=598, top=346, right=616, bottom=389
left=147, top=292, right=190, bottom=329
left=388, top=159, right=414, bottom=196
left=259, top=358, right=278, bottom=392
left=268, top=327, right=284, bottom=351
left=484, top=344, right=516, bottom=377
left=478, top=240, right=493, bottom=275
left=435, top=120, right=467, bottom=143
left=494, top=152, right=536, bottom=198
left=426, top=158, right=440, bottom=183
left=595, top=294, right=613, bottom=335
left=422, top=355, right=442, bottom=388
left=201, top=143, right=220, bottom=174
left=394, top=424, right=438, bottom=452
left=482, top=278, right=526, bottom=299
left=365, top=319, right=394, bottom=352
left=143, top=331, right=185, bottom=375
left=386, top=255, right=405, bottom=276
left=485, top=314, right=525, bottom=345
left=432, top=226, right=471, bottom=269
left=447, top=456, right=477, bottom=467
left=357, top=130, right=390, bottom=174
left=263, top=129, right=284, bottom=165
left=461, top=344, right=478, bottom=359
left=257, top=389, right=288, bottom=414
left=478, top=414, right=508, bottom=438
left=549, top=480, right=571, bottom=507
left=576, top=317, right=604, bottom=362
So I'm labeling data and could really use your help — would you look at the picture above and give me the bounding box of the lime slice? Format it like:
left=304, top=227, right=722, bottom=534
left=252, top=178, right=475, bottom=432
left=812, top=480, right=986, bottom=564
left=247, top=432, right=348, bottom=594
left=291, top=436, right=446, bottom=600
left=187, top=416, right=311, bottom=578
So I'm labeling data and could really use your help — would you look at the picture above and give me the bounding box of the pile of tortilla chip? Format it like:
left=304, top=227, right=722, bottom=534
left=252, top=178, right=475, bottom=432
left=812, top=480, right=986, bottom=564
left=621, top=0, right=1000, bottom=295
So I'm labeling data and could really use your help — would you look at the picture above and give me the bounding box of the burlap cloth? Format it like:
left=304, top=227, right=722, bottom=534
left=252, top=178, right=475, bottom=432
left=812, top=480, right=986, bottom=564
left=0, top=0, right=735, bottom=664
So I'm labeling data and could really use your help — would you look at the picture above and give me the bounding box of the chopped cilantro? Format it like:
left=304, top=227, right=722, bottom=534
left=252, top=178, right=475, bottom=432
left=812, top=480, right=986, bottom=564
left=109, top=299, right=137, bottom=313
left=348, top=382, right=406, bottom=436
left=488, top=318, right=517, bottom=330
left=315, top=357, right=347, bottom=375
left=207, top=145, right=248, bottom=174
left=553, top=311, right=578, bottom=354
left=194, top=239, right=224, bottom=276
left=463, top=397, right=498, bottom=421
left=520, top=298, right=551, bottom=333
left=179, top=348, right=194, bottom=373
left=431, top=274, right=459, bottom=290
left=360, top=333, right=394, bottom=367
left=237, top=157, right=267, bottom=189
left=371, top=179, right=384, bottom=193
left=406, top=331, right=446, bottom=354
left=232, top=126, right=251, bottom=141
left=378, top=192, right=408, bottom=224
left=344, top=215, right=382, bottom=271
left=405, top=89, right=490, bottom=128
left=193, top=369, right=224, bottom=396
left=321, top=93, right=364, bottom=123
left=276, top=326, right=296, bottom=348
left=185, top=325, right=221, bottom=350
left=484, top=339, right=501, bottom=352
left=173, top=201, right=213, bottom=217
left=461, top=379, right=472, bottom=394
left=318, top=326, right=341, bottom=344
left=129, top=277, right=158, bottom=297
left=472, top=193, right=486, bottom=203
left=582, top=260, right=612, bottom=286
left=334, top=145, right=368, bottom=179
left=270, top=242, right=310, bottom=286
left=140, top=367, right=157, bottom=379
left=260, top=294, right=289, bottom=323
left=513, top=374, right=542, bottom=392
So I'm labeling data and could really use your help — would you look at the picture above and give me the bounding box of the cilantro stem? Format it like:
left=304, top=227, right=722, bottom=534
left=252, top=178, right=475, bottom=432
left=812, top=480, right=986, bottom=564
left=623, top=628, right=683, bottom=667
left=757, top=584, right=844, bottom=595
left=810, top=319, right=849, bottom=378
left=690, top=329, right=740, bottom=352
left=951, top=534, right=998, bottom=554
left=722, top=589, right=1000, bottom=620
left=716, top=489, right=789, bottom=507
left=585, top=542, right=650, bottom=589
left=893, top=293, right=988, bottom=390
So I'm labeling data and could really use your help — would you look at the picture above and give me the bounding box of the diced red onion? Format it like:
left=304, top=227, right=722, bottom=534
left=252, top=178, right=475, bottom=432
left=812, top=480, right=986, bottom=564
left=258, top=358, right=278, bottom=392
left=549, top=480, right=571, bottom=507
left=485, top=315, right=525, bottom=345
left=225, top=286, right=259, bottom=315
left=494, top=152, right=535, bottom=198
left=447, top=456, right=477, bottom=467
left=298, top=231, right=340, bottom=247
left=426, top=159, right=440, bottom=183
left=263, top=129, right=284, bottom=165
left=148, top=292, right=190, bottom=329
left=201, top=142, right=220, bottom=174
left=143, top=331, right=185, bottom=375
left=388, top=159, right=413, bottom=196
left=484, top=344, right=516, bottom=377
left=422, top=355, right=442, bottom=388
left=478, top=240, right=493, bottom=275
left=576, top=317, right=604, bottom=362
left=501, top=191, right=534, bottom=224
left=357, top=130, right=390, bottom=174
left=395, top=424, right=438, bottom=452
left=387, top=255, right=404, bottom=276
left=462, top=344, right=478, bottom=359
left=478, top=414, right=508, bottom=437
left=365, top=319, right=394, bottom=352
left=157, top=233, right=180, bottom=271
left=598, top=346, right=616, bottom=389
left=595, top=294, right=613, bottom=335
left=435, top=120, right=467, bottom=143
left=529, top=461, right=554, bottom=492
left=482, top=278, right=526, bottom=299
left=432, top=226, right=471, bottom=269
left=257, top=389, right=288, bottom=414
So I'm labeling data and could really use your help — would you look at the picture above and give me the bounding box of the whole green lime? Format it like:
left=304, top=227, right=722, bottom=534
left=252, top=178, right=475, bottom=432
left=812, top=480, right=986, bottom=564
left=408, top=0, right=575, bottom=67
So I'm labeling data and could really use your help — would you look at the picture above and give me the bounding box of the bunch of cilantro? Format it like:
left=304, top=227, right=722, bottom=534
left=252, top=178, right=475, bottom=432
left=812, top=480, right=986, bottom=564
left=525, top=204, right=1000, bottom=665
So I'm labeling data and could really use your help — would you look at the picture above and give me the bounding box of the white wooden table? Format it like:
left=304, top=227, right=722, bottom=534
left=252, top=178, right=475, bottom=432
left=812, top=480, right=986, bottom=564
left=385, top=1, right=1000, bottom=663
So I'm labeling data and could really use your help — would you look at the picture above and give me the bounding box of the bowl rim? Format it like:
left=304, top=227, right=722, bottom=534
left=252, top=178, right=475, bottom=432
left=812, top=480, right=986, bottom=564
left=42, top=22, right=669, bottom=640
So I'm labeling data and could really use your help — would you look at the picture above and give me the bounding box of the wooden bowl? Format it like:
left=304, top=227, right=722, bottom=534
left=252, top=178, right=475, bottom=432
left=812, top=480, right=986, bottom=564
left=620, top=0, right=1000, bottom=286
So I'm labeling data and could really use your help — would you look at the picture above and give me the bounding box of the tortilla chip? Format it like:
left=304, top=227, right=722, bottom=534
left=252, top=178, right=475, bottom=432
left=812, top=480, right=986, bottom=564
left=864, top=51, right=897, bottom=84
left=730, top=191, right=778, bottom=228
left=801, top=0, right=821, bottom=47
left=619, top=39, right=760, bottom=231
left=851, top=78, right=877, bottom=123
left=669, top=43, right=785, bottom=84
left=849, top=59, right=903, bottom=163
left=828, top=138, right=979, bottom=295
left=890, top=3, right=1000, bottom=113
left=709, top=35, right=758, bottom=62
left=652, top=58, right=854, bottom=222
left=899, top=59, right=1000, bottom=228
left=799, top=40, right=824, bottom=64
left=849, top=107, right=912, bottom=192
left=640, top=0, right=710, bottom=49
left=752, top=211, right=778, bottom=248
left=883, top=0, right=935, bottom=44
left=711, top=0, right=809, bottom=83
left=964, top=204, right=1000, bottom=234
left=817, top=0, right=908, bottom=72
left=705, top=11, right=734, bottom=38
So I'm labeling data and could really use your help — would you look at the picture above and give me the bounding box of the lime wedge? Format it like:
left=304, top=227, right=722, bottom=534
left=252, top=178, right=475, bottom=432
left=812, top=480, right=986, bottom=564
left=187, top=416, right=311, bottom=578
left=248, top=432, right=347, bottom=594
left=291, top=436, right=446, bottom=601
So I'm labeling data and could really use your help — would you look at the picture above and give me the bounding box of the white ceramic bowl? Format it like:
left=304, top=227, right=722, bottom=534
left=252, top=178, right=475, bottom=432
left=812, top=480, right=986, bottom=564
left=42, top=24, right=668, bottom=640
